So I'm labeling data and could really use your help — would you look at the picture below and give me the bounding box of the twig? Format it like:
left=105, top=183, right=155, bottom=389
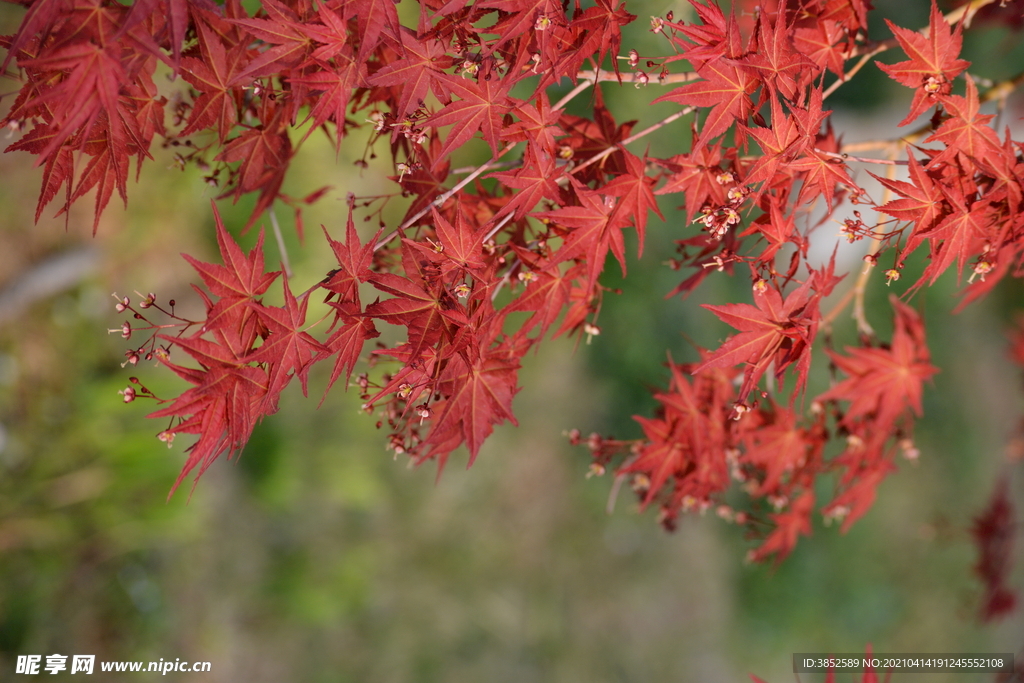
left=575, top=68, right=702, bottom=86
left=268, top=209, right=292, bottom=279
left=571, top=107, right=694, bottom=177
left=816, top=149, right=907, bottom=166
left=821, top=49, right=882, bottom=101
left=852, top=148, right=900, bottom=336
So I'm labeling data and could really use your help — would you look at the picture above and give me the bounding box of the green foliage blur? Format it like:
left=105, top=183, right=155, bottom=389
left=1, top=0, right=1023, bottom=681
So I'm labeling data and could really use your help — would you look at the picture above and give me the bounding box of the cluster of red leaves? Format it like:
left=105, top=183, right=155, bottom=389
left=584, top=295, right=935, bottom=562
left=2, top=0, right=1023, bottom=563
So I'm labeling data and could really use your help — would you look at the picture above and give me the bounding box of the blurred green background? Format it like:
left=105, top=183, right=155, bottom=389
left=1, top=0, right=1023, bottom=681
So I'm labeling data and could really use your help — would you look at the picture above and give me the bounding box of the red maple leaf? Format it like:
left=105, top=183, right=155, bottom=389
left=695, top=279, right=819, bottom=406
left=365, top=28, right=452, bottom=123
left=816, top=297, right=938, bottom=431
left=181, top=202, right=280, bottom=333
left=425, top=349, right=520, bottom=467
left=427, top=73, right=515, bottom=163
left=876, top=1, right=970, bottom=125
left=871, top=151, right=946, bottom=237
left=534, top=181, right=626, bottom=288
left=180, top=20, right=250, bottom=142
left=246, top=279, right=326, bottom=403
left=600, top=149, right=664, bottom=255
left=654, top=57, right=758, bottom=150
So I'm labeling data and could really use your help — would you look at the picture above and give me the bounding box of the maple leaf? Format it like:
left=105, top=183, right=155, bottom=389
left=181, top=202, right=280, bottom=332
left=871, top=151, right=946, bottom=237
left=230, top=0, right=314, bottom=80
left=180, top=20, right=250, bottom=142
left=915, top=196, right=993, bottom=286
left=926, top=77, right=1003, bottom=173
left=740, top=195, right=803, bottom=265
left=503, top=260, right=582, bottom=339
left=695, top=279, right=819, bottom=406
left=876, top=1, right=970, bottom=125
left=655, top=135, right=728, bottom=223
left=502, top=93, right=564, bottom=156
left=429, top=206, right=491, bottom=278
left=734, top=6, right=814, bottom=101
left=476, top=0, right=564, bottom=53
left=654, top=58, right=758, bottom=150
left=740, top=404, right=809, bottom=495
left=534, top=181, right=626, bottom=288
left=625, top=415, right=691, bottom=507
left=742, top=95, right=802, bottom=189
left=247, top=279, right=326, bottom=405
left=748, top=489, right=815, bottom=563
left=289, top=52, right=366, bottom=151
left=600, top=149, right=664, bottom=255
left=366, top=28, right=452, bottom=123
left=150, top=361, right=271, bottom=497
left=321, top=204, right=379, bottom=306
left=215, top=112, right=294, bottom=228
left=364, top=258, right=469, bottom=362
left=816, top=297, right=937, bottom=431
left=319, top=307, right=379, bottom=402
left=334, top=0, right=402, bottom=61
left=489, top=148, right=566, bottom=222
left=427, top=73, right=515, bottom=164
left=793, top=20, right=848, bottom=77
left=790, top=147, right=856, bottom=211
left=426, top=350, right=520, bottom=466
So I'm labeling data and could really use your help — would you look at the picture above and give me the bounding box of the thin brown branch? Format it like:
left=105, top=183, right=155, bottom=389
left=575, top=68, right=701, bottom=86
left=570, top=107, right=694, bottom=177
left=816, top=149, right=907, bottom=166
